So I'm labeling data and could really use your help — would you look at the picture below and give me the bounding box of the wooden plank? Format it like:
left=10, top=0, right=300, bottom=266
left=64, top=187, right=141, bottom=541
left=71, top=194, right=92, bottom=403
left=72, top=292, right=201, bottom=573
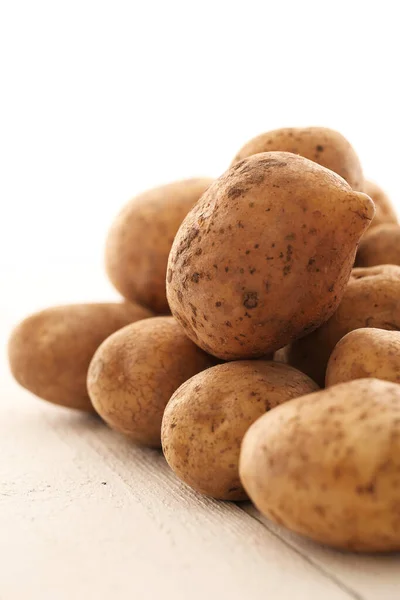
left=0, top=374, right=354, bottom=600
left=243, top=505, right=400, bottom=600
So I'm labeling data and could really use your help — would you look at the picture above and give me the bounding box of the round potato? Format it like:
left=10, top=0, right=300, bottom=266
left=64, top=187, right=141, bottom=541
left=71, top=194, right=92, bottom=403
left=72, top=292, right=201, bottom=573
left=167, top=152, right=374, bottom=360
left=162, top=361, right=318, bottom=501
left=356, top=224, right=400, bottom=267
left=8, top=302, right=152, bottom=411
left=364, top=180, right=397, bottom=229
left=326, top=328, right=400, bottom=386
left=240, top=378, right=400, bottom=552
left=287, top=265, right=400, bottom=385
left=231, top=127, right=363, bottom=189
left=87, top=317, right=214, bottom=447
left=105, top=178, right=213, bottom=314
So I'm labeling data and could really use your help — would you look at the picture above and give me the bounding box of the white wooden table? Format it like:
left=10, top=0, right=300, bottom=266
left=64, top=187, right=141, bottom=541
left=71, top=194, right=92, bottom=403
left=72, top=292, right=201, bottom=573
left=1, top=268, right=400, bottom=600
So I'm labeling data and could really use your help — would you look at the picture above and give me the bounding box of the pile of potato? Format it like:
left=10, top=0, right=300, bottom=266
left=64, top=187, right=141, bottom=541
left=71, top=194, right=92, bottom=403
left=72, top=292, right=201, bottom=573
left=9, top=127, right=400, bottom=553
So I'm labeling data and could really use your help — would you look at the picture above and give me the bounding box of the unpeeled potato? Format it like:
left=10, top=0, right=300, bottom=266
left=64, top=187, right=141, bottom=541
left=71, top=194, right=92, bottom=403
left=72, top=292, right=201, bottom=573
left=287, top=265, right=400, bottom=385
left=240, top=378, right=400, bottom=552
left=167, top=152, right=374, bottom=360
left=231, top=127, right=363, bottom=189
left=87, top=317, right=214, bottom=447
left=326, top=328, right=400, bottom=386
left=356, top=224, right=400, bottom=267
left=105, top=178, right=213, bottom=313
left=162, top=361, right=318, bottom=500
left=363, top=180, right=397, bottom=229
left=8, top=302, right=152, bottom=411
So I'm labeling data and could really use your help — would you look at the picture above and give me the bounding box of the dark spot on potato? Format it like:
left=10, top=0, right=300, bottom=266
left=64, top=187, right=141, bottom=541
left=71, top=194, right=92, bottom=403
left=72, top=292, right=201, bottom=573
left=245, top=250, right=250, bottom=255
left=191, top=273, right=200, bottom=283
left=254, top=244, right=259, bottom=249
left=195, top=248, right=202, bottom=256
left=356, top=483, right=375, bottom=494
left=243, top=292, right=258, bottom=309
left=316, top=145, right=324, bottom=152
left=189, top=303, right=197, bottom=316
left=249, top=202, right=254, bottom=208
left=213, top=264, right=218, bottom=269
left=328, top=285, right=334, bottom=292
left=249, top=268, right=256, bottom=275
left=170, top=423, right=177, bottom=429
left=237, top=221, right=245, bottom=229
left=219, top=228, right=225, bottom=234
left=215, top=301, right=222, bottom=307
left=177, top=290, right=183, bottom=303
left=225, top=321, right=232, bottom=327
left=225, top=266, right=229, bottom=272
left=228, top=187, right=247, bottom=199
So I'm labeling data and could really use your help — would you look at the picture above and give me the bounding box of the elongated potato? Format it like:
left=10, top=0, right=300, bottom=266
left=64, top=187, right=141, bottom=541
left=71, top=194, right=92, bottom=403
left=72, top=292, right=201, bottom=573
left=287, top=265, right=400, bottom=385
left=87, top=317, right=214, bottom=447
left=167, top=152, right=374, bottom=360
left=231, top=127, right=363, bottom=189
left=8, top=302, right=152, bottom=411
left=240, top=378, right=400, bottom=552
left=106, top=178, right=213, bottom=313
left=162, top=361, right=318, bottom=500
left=326, top=328, right=400, bottom=386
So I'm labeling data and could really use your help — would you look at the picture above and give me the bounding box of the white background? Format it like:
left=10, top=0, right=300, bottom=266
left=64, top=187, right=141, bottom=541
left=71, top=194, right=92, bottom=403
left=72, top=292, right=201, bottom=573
left=1, top=0, right=400, bottom=321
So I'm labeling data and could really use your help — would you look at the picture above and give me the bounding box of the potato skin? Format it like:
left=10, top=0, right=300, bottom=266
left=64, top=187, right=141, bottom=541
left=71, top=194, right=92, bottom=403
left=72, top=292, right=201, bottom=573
left=364, top=180, right=397, bottom=229
left=356, top=224, right=400, bottom=267
left=231, top=127, right=363, bottom=189
left=161, top=361, right=318, bottom=501
left=240, top=378, right=400, bottom=552
left=105, top=178, right=213, bottom=314
left=326, top=328, right=400, bottom=386
left=287, top=265, right=400, bottom=386
left=8, top=302, right=152, bottom=411
left=167, top=152, right=374, bottom=360
left=87, top=317, right=214, bottom=447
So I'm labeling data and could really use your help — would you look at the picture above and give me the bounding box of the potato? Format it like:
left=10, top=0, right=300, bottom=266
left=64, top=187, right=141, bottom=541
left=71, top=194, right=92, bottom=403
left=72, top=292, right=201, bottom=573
left=167, top=152, right=374, bottom=360
left=105, top=178, right=213, bottom=314
left=161, top=361, right=318, bottom=500
left=326, top=328, right=400, bottom=386
left=8, top=302, right=152, bottom=411
left=356, top=224, right=400, bottom=267
left=364, top=180, right=397, bottom=229
left=87, top=317, right=214, bottom=447
left=231, top=127, right=363, bottom=189
left=287, top=265, right=400, bottom=386
left=240, top=378, right=400, bottom=552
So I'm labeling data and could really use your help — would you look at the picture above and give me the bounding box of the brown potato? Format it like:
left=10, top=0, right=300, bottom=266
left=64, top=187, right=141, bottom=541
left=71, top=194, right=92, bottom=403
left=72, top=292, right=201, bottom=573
left=240, top=378, right=400, bottom=552
left=231, top=127, right=363, bottom=189
left=162, top=361, right=318, bottom=501
left=105, top=178, right=213, bottom=314
left=8, top=302, right=152, bottom=411
left=326, top=328, right=400, bottom=386
left=167, top=152, right=374, bottom=360
left=287, top=265, right=400, bottom=385
left=87, top=317, right=214, bottom=447
left=364, top=180, right=397, bottom=229
left=356, top=224, right=400, bottom=267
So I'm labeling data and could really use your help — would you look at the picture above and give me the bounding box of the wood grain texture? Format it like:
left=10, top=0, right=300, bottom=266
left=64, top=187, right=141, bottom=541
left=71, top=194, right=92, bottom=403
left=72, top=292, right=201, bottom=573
left=0, top=378, right=352, bottom=600
left=243, top=506, right=400, bottom=600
